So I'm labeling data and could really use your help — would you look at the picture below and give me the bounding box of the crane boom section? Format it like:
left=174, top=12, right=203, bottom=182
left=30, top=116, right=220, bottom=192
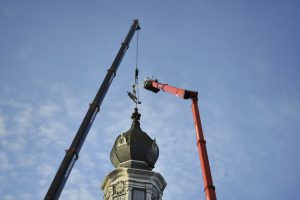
left=191, top=99, right=217, bottom=200
left=144, top=78, right=198, bottom=99
left=143, top=78, right=217, bottom=200
left=44, top=20, right=140, bottom=200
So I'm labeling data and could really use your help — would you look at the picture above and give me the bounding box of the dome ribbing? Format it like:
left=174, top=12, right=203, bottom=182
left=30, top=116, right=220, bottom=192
left=110, top=108, right=159, bottom=170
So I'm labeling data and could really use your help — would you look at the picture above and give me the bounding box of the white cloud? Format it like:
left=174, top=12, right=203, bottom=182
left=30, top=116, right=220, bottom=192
left=62, top=95, right=86, bottom=118
left=0, top=85, right=10, bottom=94
left=1, top=139, right=24, bottom=152
left=16, top=154, right=37, bottom=168
left=60, top=168, right=99, bottom=200
left=37, top=101, right=61, bottom=118
left=62, top=187, right=98, bottom=200
left=0, top=152, right=13, bottom=171
left=36, top=163, right=56, bottom=188
left=18, top=47, right=33, bottom=59
left=0, top=82, right=216, bottom=200
left=0, top=81, right=244, bottom=200
left=13, top=105, right=34, bottom=131
left=46, top=83, right=88, bottom=119
left=3, top=194, right=16, bottom=200
left=37, top=163, right=55, bottom=177
left=19, top=193, right=32, bottom=200
left=38, top=120, right=69, bottom=146
left=0, top=115, right=6, bottom=137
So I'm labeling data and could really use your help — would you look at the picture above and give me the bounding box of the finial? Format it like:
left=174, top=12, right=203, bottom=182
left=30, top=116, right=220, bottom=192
left=131, top=108, right=141, bottom=121
left=131, top=108, right=141, bottom=126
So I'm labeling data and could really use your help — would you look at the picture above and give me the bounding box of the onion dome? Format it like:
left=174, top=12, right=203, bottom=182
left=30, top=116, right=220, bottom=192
left=110, top=108, right=159, bottom=170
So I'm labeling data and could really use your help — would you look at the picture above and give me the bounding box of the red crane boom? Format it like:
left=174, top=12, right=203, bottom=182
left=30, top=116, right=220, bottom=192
left=144, top=78, right=217, bottom=200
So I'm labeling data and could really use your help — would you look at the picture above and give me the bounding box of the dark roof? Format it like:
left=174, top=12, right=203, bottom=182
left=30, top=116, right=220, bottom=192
left=110, top=108, right=159, bottom=170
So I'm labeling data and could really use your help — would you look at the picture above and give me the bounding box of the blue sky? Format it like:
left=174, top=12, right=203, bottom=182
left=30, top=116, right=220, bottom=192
left=1, top=0, right=300, bottom=199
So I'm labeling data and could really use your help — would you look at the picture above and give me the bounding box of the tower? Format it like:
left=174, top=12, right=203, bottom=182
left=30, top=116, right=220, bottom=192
left=101, top=108, right=167, bottom=200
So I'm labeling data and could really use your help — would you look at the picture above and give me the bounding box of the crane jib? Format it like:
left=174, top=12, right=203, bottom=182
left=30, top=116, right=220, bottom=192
left=64, top=155, right=76, bottom=178
left=44, top=19, right=140, bottom=200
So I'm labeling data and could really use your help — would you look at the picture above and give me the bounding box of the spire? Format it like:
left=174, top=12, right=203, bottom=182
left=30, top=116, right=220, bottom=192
left=103, top=107, right=166, bottom=200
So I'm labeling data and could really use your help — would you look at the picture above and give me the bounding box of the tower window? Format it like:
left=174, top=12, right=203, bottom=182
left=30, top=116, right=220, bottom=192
left=132, top=188, right=146, bottom=200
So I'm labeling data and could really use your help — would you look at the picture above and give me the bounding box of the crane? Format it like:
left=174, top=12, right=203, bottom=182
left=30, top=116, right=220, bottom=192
left=144, top=78, right=217, bottom=200
left=44, top=20, right=140, bottom=200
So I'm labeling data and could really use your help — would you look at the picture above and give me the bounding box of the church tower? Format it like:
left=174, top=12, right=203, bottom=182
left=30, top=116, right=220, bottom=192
left=101, top=108, right=167, bottom=200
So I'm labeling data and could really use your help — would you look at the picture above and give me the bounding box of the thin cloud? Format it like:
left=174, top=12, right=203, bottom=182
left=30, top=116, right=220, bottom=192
left=0, top=115, right=6, bottom=137
left=0, top=152, right=13, bottom=171
left=37, top=101, right=61, bottom=118
left=18, top=47, right=33, bottom=59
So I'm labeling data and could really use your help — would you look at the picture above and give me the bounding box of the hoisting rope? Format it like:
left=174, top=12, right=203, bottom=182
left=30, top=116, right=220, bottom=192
left=127, top=29, right=141, bottom=107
